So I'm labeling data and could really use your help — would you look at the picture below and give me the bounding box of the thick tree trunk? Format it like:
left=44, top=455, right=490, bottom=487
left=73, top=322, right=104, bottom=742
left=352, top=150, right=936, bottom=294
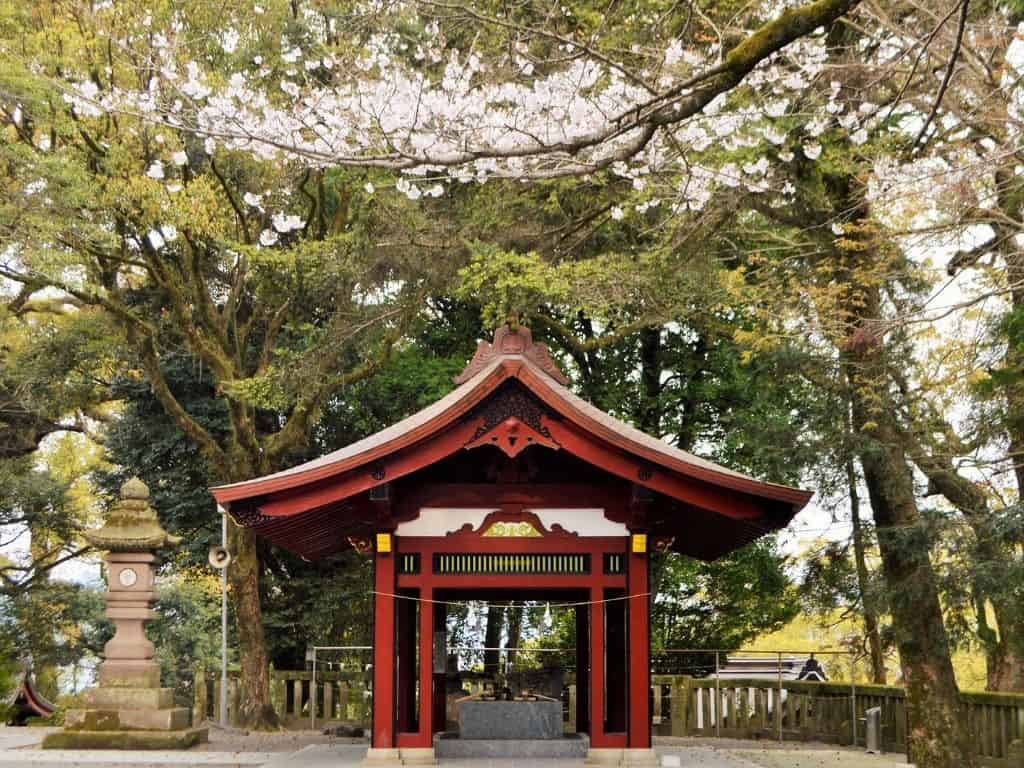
left=843, top=281, right=973, bottom=767
left=851, top=402, right=971, bottom=766
left=978, top=574, right=1024, bottom=691
left=901, top=428, right=1024, bottom=692
left=968, top=542, right=1024, bottom=692
left=986, top=645, right=1024, bottom=692
left=847, top=456, right=886, bottom=684
left=483, top=605, right=504, bottom=677
left=505, top=606, right=523, bottom=667
left=226, top=521, right=280, bottom=729
left=637, top=327, right=663, bottom=435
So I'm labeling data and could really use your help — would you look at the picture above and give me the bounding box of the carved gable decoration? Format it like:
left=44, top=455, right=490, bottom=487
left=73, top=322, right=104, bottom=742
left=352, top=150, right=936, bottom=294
left=482, top=520, right=543, bottom=537
left=464, top=383, right=561, bottom=458
left=447, top=510, right=579, bottom=539
left=455, top=325, right=569, bottom=385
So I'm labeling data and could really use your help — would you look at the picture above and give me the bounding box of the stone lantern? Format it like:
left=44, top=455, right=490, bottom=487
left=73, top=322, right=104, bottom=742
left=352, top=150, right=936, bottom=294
left=43, top=478, right=208, bottom=749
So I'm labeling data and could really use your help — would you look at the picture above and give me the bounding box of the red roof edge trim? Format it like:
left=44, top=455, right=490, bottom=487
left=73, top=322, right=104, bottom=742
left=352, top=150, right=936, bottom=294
left=514, top=365, right=813, bottom=510
left=210, top=359, right=511, bottom=504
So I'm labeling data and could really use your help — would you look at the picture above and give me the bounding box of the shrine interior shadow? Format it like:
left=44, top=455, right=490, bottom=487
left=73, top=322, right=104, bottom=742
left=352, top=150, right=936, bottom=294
left=395, top=587, right=629, bottom=740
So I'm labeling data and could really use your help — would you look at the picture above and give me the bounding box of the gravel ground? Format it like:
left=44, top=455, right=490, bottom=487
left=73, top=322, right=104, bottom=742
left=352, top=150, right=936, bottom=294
left=656, top=737, right=891, bottom=752
left=729, top=748, right=911, bottom=768
left=190, top=725, right=367, bottom=753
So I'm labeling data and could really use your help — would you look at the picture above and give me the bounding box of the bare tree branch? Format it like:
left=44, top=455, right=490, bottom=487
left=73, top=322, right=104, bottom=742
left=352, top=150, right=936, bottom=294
left=911, top=0, right=969, bottom=152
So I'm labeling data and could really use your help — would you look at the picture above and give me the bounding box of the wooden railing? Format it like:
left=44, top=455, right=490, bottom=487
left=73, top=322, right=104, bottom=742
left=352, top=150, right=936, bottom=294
left=194, top=668, right=1024, bottom=765
left=193, top=667, right=372, bottom=728
left=650, top=676, right=1024, bottom=767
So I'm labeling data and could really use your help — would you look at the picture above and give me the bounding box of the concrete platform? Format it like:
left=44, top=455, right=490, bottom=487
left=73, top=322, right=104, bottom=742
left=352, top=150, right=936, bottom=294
left=434, top=732, right=589, bottom=759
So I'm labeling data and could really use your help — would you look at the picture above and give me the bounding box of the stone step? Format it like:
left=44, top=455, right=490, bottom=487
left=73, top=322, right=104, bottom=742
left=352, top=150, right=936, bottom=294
left=0, top=749, right=274, bottom=768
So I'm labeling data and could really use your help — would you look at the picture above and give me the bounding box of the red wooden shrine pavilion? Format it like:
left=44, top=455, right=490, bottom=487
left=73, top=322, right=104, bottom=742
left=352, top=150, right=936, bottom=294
left=211, top=325, right=812, bottom=764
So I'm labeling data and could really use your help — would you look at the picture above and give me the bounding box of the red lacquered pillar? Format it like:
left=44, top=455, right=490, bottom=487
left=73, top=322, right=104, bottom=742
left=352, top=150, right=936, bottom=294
left=372, top=542, right=395, bottom=748
left=416, top=586, right=435, bottom=747
left=589, top=584, right=606, bottom=747
left=627, top=540, right=651, bottom=748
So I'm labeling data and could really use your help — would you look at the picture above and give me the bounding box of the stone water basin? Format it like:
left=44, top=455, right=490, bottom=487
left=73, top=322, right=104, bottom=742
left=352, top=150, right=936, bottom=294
left=456, top=699, right=562, bottom=740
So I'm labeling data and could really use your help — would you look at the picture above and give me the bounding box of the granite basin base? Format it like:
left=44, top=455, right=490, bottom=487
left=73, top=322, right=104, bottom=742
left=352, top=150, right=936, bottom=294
left=433, top=732, right=589, bottom=759
left=456, top=699, right=562, bottom=740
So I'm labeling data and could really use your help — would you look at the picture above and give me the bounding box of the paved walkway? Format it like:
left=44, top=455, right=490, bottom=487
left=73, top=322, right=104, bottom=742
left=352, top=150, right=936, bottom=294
left=0, top=727, right=274, bottom=768
left=0, top=728, right=913, bottom=768
left=258, top=744, right=764, bottom=768
left=0, top=726, right=58, bottom=750
left=0, top=751, right=272, bottom=767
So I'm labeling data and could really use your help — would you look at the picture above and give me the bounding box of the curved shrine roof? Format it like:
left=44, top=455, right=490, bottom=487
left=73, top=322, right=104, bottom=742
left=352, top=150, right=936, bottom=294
left=211, top=325, right=812, bottom=559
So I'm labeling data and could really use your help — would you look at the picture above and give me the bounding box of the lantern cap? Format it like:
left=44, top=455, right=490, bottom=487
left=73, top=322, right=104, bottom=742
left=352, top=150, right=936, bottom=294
left=85, top=478, right=182, bottom=553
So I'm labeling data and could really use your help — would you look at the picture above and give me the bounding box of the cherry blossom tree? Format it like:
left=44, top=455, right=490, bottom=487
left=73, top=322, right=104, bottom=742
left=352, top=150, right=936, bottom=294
left=17, top=2, right=1024, bottom=754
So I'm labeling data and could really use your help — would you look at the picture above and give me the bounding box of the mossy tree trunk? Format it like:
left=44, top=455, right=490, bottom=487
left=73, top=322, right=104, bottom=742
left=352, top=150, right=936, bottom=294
left=834, top=225, right=974, bottom=766
left=226, top=522, right=277, bottom=728
left=505, top=606, right=524, bottom=667
left=637, top=327, right=663, bottom=436
left=848, top=370, right=972, bottom=767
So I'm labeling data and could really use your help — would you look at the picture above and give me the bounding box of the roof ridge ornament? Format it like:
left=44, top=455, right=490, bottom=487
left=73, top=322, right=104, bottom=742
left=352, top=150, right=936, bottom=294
left=455, top=324, right=569, bottom=385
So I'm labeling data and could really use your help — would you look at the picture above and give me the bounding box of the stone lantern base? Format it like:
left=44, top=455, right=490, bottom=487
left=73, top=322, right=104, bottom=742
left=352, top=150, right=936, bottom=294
left=41, top=726, right=208, bottom=751
left=41, top=674, right=208, bottom=750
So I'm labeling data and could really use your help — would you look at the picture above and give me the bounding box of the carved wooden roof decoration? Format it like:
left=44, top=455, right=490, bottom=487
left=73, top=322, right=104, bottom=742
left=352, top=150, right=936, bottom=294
left=455, top=325, right=569, bottom=385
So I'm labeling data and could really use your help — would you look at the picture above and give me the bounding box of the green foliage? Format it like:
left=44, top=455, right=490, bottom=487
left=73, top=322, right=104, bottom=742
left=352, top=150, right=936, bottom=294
left=0, top=612, right=18, bottom=721
left=0, top=581, right=108, bottom=701
left=0, top=459, right=76, bottom=545
left=0, top=307, right=117, bottom=460
left=149, top=572, right=224, bottom=707
left=651, top=539, right=799, bottom=653
left=261, top=558, right=373, bottom=667
left=456, top=245, right=573, bottom=328
left=97, top=353, right=229, bottom=565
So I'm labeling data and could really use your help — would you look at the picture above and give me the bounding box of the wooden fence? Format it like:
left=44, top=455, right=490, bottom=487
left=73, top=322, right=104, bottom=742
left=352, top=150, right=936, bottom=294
left=194, top=667, right=372, bottom=728
left=195, top=669, right=1024, bottom=766
left=652, top=676, right=1024, bottom=767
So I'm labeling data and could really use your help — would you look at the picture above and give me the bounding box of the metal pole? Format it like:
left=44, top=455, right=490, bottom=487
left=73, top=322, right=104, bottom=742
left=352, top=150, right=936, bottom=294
left=777, top=652, right=783, bottom=742
left=220, top=509, right=228, bottom=727
left=714, top=651, right=721, bottom=737
left=850, top=653, right=857, bottom=747
left=311, top=649, right=317, bottom=732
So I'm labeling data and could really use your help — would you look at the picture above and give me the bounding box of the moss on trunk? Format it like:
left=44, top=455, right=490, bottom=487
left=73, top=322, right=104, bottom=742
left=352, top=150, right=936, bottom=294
left=227, top=521, right=280, bottom=730
left=842, top=263, right=975, bottom=768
